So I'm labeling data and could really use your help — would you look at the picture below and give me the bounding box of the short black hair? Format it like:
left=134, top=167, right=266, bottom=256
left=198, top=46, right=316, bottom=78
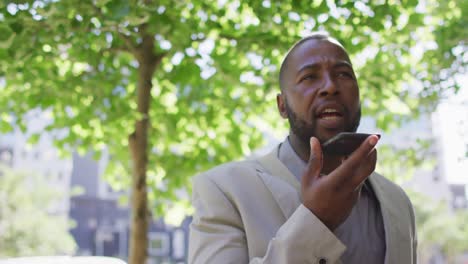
left=278, top=32, right=345, bottom=91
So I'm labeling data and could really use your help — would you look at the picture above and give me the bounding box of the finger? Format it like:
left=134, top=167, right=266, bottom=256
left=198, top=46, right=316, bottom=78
left=301, top=137, right=323, bottom=187
left=339, top=135, right=378, bottom=171
left=345, top=135, right=379, bottom=165
left=351, top=148, right=377, bottom=189
left=341, top=155, right=349, bottom=163
left=330, top=135, right=379, bottom=185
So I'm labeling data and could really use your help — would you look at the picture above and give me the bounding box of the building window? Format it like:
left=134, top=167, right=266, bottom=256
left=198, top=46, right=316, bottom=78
left=0, top=148, right=13, bottom=165
left=88, top=218, right=97, bottom=229
left=432, top=172, right=439, bottom=182
left=148, top=232, right=170, bottom=257
left=454, top=196, right=467, bottom=209
left=57, top=171, right=64, bottom=181
left=172, top=228, right=186, bottom=260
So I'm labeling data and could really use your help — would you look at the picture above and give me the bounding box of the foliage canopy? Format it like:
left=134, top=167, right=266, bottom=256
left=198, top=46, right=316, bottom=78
left=1, top=0, right=465, bottom=214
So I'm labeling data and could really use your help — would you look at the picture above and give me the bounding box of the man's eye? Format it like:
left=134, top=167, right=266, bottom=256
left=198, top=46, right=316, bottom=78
left=338, top=72, right=354, bottom=79
left=302, top=74, right=318, bottom=81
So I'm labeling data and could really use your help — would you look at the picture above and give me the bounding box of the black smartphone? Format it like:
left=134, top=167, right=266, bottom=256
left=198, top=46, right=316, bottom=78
left=321, top=132, right=381, bottom=156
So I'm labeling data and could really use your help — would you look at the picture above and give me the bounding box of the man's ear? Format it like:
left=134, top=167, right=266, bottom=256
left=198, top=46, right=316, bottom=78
left=277, top=93, right=288, bottom=119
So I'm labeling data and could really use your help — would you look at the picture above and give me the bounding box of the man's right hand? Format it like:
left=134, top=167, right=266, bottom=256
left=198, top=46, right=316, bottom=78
left=300, top=135, right=379, bottom=230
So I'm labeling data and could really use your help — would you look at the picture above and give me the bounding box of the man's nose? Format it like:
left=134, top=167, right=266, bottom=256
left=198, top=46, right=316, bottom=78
left=318, top=74, right=339, bottom=97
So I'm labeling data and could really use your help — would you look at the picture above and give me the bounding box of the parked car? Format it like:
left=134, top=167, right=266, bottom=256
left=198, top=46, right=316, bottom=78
left=0, top=256, right=127, bottom=264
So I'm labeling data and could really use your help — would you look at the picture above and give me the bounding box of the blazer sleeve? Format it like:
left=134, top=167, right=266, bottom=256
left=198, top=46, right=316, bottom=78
left=188, top=174, right=346, bottom=264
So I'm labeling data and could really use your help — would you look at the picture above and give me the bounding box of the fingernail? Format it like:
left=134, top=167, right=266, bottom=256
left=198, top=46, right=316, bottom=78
left=369, top=136, right=378, bottom=146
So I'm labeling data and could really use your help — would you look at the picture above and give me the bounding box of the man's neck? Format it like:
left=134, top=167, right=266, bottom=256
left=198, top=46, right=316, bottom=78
left=288, top=134, right=342, bottom=175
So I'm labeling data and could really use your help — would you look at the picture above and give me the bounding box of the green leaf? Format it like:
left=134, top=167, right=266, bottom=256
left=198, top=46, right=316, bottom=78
left=0, top=24, right=15, bottom=48
left=28, top=134, right=41, bottom=145
left=106, top=0, right=130, bottom=20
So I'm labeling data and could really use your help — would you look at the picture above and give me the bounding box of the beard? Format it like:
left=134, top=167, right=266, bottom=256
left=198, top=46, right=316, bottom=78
left=285, top=100, right=361, bottom=145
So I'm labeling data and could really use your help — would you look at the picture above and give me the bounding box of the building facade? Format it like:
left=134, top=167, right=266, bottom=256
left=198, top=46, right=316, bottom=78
left=69, top=152, right=191, bottom=263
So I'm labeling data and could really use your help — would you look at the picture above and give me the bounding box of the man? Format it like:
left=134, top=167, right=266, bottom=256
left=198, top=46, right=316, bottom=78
left=188, top=33, right=417, bottom=264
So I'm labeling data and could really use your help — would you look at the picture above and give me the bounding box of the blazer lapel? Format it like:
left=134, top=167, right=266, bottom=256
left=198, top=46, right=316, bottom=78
left=256, top=148, right=301, bottom=219
left=256, top=148, right=344, bottom=264
left=368, top=174, right=407, bottom=264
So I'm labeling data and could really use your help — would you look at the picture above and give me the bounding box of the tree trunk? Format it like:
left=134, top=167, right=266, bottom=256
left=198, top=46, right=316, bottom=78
left=128, top=31, right=161, bottom=264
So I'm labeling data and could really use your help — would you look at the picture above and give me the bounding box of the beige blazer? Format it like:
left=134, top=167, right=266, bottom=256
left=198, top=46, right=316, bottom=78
left=189, top=147, right=417, bottom=264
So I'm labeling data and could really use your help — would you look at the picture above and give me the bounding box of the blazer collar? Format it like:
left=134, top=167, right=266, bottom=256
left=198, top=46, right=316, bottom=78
left=368, top=175, right=408, bottom=264
left=256, top=146, right=301, bottom=218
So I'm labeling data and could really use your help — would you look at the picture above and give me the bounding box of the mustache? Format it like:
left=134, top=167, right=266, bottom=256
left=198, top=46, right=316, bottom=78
left=284, top=101, right=362, bottom=144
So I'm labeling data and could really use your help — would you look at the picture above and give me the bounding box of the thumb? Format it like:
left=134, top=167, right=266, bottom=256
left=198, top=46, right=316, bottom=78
left=302, top=137, right=323, bottom=187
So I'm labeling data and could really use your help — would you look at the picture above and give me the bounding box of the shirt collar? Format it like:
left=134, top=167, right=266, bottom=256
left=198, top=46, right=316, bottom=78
left=277, top=137, right=307, bottom=182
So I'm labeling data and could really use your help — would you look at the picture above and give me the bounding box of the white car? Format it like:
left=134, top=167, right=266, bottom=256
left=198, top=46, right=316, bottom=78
left=0, top=256, right=127, bottom=264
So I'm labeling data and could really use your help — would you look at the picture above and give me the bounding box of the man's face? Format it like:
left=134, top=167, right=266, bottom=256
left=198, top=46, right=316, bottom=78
left=278, top=39, right=361, bottom=144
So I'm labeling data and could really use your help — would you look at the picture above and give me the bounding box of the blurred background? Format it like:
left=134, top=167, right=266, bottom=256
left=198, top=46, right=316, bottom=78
left=0, top=0, right=466, bottom=264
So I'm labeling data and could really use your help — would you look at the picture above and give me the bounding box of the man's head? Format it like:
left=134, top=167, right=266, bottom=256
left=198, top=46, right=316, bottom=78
left=277, top=32, right=361, bottom=145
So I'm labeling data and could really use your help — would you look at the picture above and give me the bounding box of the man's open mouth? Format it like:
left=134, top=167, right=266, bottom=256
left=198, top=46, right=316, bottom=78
left=318, top=108, right=343, bottom=119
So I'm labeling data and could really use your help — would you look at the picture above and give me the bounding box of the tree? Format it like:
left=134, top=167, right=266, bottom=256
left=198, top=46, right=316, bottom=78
left=0, top=165, right=76, bottom=257
left=0, top=1, right=466, bottom=263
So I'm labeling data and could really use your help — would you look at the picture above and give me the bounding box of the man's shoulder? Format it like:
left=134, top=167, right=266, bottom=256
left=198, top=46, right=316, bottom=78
left=371, top=172, right=413, bottom=206
left=193, top=158, right=262, bottom=184
left=371, top=172, right=398, bottom=187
